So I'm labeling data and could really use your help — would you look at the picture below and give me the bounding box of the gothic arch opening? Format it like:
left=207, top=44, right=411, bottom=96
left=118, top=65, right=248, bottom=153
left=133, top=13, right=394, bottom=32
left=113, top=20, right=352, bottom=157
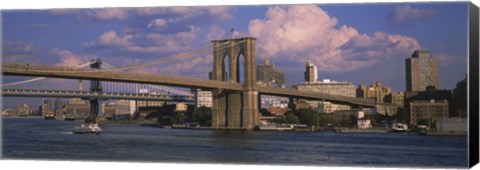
left=237, top=53, right=245, bottom=84
left=222, top=55, right=230, bottom=82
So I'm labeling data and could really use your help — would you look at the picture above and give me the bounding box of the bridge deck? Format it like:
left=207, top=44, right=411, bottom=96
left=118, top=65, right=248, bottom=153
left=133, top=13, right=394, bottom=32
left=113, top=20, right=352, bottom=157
left=2, top=63, right=382, bottom=107
left=2, top=63, right=242, bottom=91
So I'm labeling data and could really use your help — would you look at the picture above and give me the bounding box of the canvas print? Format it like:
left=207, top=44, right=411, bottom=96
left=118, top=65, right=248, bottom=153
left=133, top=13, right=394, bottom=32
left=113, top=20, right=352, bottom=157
left=1, top=1, right=475, bottom=168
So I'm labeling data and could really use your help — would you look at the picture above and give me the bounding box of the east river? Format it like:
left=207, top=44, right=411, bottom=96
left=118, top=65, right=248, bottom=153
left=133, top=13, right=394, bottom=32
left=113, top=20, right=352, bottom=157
left=1, top=117, right=468, bottom=168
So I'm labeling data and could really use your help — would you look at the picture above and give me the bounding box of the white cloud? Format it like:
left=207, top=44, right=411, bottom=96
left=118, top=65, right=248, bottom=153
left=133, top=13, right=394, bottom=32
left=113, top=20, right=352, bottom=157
left=387, top=5, right=438, bottom=26
left=84, top=26, right=200, bottom=53
left=83, top=31, right=132, bottom=48
left=51, top=48, right=87, bottom=67
left=86, top=8, right=129, bottom=20
left=248, top=5, right=423, bottom=73
left=207, top=6, right=233, bottom=21
left=206, top=25, right=226, bottom=40
left=147, top=19, right=167, bottom=28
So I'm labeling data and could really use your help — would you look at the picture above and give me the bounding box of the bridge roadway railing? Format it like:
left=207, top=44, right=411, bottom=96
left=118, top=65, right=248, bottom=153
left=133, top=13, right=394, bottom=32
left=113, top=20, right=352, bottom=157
left=1, top=89, right=195, bottom=102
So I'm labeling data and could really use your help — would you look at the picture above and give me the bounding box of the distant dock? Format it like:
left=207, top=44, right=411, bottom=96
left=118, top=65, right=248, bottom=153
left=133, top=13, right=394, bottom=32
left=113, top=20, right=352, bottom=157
left=334, top=128, right=389, bottom=133
left=171, top=125, right=247, bottom=131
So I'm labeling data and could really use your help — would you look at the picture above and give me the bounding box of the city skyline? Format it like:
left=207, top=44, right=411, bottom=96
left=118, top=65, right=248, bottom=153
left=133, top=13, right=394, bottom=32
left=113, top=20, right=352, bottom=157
left=2, top=2, right=469, bottom=106
left=1, top=2, right=476, bottom=168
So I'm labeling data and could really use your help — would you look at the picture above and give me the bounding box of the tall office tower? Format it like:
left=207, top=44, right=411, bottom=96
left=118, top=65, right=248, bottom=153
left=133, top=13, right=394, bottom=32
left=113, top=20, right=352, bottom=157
left=256, top=59, right=285, bottom=87
left=405, top=50, right=439, bottom=92
left=304, top=60, right=318, bottom=83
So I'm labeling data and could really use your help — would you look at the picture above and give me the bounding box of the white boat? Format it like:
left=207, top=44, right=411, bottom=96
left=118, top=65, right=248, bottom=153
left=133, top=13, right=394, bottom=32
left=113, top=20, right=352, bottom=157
left=74, top=123, right=102, bottom=134
left=391, top=123, right=409, bottom=132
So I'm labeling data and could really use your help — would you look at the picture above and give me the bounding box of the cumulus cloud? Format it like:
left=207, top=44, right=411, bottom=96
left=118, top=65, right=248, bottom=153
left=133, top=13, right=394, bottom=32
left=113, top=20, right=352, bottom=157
left=387, top=5, right=438, bottom=26
left=2, top=40, right=92, bottom=67
left=51, top=48, right=88, bottom=67
left=83, top=31, right=132, bottom=48
left=85, top=8, right=129, bottom=21
left=248, top=5, right=423, bottom=73
left=84, top=26, right=200, bottom=53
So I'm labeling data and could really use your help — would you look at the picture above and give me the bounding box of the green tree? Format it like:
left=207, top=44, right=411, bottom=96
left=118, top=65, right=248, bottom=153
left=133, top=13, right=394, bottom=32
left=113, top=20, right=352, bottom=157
left=194, top=106, right=212, bottom=126
left=174, top=113, right=186, bottom=124
left=318, top=113, right=334, bottom=127
left=285, top=113, right=300, bottom=124
left=348, top=115, right=357, bottom=126
left=158, top=116, right=174, bottom=126
left=273, top=116, right=288, bottom=124
left=294, top=108, right=316, bottom=127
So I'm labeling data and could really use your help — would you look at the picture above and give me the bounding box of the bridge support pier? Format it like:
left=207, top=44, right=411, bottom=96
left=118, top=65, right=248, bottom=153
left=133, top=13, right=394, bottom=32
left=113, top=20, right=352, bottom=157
left=85, top=58, right=102, bottom=124
left=211, top=37, right=259, bottom=130
left=242, top=90, right=259, bottom=129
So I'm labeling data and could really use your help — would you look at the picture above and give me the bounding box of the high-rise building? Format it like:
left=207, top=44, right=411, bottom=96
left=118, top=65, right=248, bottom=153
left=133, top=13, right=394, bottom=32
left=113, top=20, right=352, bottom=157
left=304, top=60, right=318, bottom=83
left=256, top=59, right=285, bottom=87
left=357, top=82, right=392, bottom=102
left=405, top=50, right=439, bottom=92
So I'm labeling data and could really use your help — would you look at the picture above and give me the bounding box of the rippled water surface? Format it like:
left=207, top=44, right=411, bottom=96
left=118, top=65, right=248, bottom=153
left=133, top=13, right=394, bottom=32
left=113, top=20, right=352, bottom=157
left=2, top=118, right=468, bottom=168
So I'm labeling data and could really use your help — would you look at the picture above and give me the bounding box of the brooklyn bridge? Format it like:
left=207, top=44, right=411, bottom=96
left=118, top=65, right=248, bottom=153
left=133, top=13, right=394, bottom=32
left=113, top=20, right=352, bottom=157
left=2, top=37, right=383, bottom=130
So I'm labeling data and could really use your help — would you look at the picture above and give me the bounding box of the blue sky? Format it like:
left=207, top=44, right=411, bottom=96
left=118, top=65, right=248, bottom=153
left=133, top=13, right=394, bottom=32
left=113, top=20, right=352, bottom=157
left=1, top=2, right=469, bottom=108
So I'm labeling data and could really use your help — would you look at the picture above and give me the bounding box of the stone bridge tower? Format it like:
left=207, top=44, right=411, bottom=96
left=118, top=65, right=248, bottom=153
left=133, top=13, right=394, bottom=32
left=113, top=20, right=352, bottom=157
left=211, top=37, right=259, bottom=130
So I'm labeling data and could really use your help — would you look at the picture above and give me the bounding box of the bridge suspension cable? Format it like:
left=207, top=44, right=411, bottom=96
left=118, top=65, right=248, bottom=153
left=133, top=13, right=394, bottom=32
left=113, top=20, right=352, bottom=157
left=12, top=40, right=244, bottom=74
left=102, top=61, right=192, bottom=96
left=2, top=60, right=97, bottom=87
left=101, top=40, right=244, bottom=71
left=3, top=39, right=245, bottom=96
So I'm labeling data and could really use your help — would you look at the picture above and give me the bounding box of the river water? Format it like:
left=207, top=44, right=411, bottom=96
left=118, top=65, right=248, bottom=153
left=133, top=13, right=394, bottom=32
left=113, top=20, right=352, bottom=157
left=1, top=117, right=468, bottom=168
